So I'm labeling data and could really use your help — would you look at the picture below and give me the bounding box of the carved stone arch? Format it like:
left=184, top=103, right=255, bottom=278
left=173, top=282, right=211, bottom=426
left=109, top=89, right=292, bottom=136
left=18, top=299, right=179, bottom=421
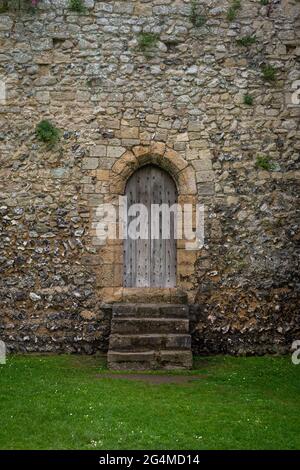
left=110, top=143, right=197, bottom=197
left=98, top=143, right=199, bottom=303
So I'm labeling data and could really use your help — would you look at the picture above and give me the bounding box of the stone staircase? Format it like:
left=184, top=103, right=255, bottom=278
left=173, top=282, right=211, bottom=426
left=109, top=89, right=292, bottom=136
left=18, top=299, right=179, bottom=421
left=107, top=304, right=192, bottom=370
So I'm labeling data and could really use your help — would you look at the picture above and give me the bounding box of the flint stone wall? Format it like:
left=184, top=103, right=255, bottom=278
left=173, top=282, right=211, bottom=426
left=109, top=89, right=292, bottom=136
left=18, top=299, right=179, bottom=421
left=0, top=0, right=299, bottom=355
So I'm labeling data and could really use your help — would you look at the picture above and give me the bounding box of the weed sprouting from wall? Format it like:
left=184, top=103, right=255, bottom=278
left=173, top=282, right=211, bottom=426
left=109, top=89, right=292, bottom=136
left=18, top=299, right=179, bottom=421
left=236, top=36, right=257, bottom=47
left=261, top=64, right=277, bottom=82
left=0, top=0, right=8, bottom=13
left=190, top=1, right=207, bottom=28
left=36, top=120, right=60, bottom=147
left=137, top=32, right=159, bottom=56
left=255, top=155, right=276, bottom=171
left=69, top=0, right=85, bottom=13
left=227, top=0, right=241, bottom=21
left=0, top=0, right=39, bottom=12
left=243, top=94, right=254, bottom=105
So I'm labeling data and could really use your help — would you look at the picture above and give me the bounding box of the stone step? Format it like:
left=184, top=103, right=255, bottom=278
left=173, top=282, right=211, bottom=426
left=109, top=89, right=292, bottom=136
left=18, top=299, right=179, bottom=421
left=111, top=317, right=189, bottom=335
left=121, top=288, right=188, bottom=304
left=112, top=304, right=189, bottom=319
left=108, top=301, right=192, bottom=371
left=107, top=350, right=193, bottom=371
left=109, top=333, right=191, bottom=351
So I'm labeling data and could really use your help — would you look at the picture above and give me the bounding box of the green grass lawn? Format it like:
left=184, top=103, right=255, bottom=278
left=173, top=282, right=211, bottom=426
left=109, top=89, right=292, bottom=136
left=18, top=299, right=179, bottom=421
left=0, top=355, right=299, bottom=450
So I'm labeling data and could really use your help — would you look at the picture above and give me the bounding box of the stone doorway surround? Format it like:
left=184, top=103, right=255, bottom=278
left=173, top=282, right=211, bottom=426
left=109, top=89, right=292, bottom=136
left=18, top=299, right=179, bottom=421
left=88, top=142, right=202, bottom=304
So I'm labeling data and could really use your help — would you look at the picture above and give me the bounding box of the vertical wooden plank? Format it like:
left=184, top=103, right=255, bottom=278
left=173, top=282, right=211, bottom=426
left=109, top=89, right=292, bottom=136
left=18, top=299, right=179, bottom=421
left=150, top=166, right=158, bottom=287
left=159, top=166, right=165, bottom=288
left=132, top=171, right=137, bottom=287
left=165, top=174, right=177, bottom=287
left=136, top=166, right=150, bottom=287
left=136, top=170, right=141, bottom=287
left=124, top=178, right=135, bottom=287
left=145, top=167, right=151, bottom=287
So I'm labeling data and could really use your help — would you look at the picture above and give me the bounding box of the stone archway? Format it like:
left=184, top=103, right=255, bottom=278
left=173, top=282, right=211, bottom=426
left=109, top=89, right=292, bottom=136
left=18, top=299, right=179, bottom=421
left=94, top=142, right=199, bottom=304
left=109, top=142, right=197, bottom=196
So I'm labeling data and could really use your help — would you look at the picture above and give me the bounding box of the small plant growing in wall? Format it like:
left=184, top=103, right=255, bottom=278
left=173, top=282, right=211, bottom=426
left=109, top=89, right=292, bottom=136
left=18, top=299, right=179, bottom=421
left=0, top=0, right=8, bottom=13
left=190, top=1, right=207, bottom=28
left=69, top=0, right=85, bottom=13
left=36, top=120, right=60, bottom=147
left=260, top=0, right=269, bottom=5
left=243, top=93, right=254, bottom=105
left=227, top=0, right=241, bottom=21
left=0, top=0, right=39, bottom=13
left=255, top=155, right=276, bottom=171
left=137, top=32, right=159, bottom=56
left=236, top=36, right=257, bottom=47
left=261, top=64, right=277, bottom=82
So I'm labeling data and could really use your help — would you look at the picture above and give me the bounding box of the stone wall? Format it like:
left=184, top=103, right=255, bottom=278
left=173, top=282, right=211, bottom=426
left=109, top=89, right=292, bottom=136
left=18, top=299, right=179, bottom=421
left=0, top=0, right=299, bottom=355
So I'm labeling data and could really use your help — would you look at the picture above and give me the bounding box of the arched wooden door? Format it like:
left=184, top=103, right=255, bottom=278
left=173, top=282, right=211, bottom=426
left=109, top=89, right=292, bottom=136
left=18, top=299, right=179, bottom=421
left=124, top=165, right=177, bottom=288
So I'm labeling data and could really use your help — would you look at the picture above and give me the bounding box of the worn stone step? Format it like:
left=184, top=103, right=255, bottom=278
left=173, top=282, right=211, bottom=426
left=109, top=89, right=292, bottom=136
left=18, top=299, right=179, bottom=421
left=111, top=317, right=189, bottom=335
left=121, top=288, right=188, bottom=304
left=159, top=350, right=193, bottom=369
left=109, top=333, right=191, bottom=351
left=112, top=304, right=189, bottom=319
left=108, top=301, right=192, bottom=371
left=107, top=350, right=192, bottom=371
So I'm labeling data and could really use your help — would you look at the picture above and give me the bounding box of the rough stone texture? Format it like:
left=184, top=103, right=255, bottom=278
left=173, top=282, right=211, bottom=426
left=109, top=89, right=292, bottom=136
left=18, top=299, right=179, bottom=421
left=0, top=1, right=299, bottom=355
left=108, top=304, right=192, bottom=370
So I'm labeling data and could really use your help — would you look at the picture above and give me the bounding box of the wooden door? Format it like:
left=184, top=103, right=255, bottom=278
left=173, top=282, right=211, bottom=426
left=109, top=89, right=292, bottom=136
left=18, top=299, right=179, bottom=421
left=124, top=165, right=177, bottom=288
